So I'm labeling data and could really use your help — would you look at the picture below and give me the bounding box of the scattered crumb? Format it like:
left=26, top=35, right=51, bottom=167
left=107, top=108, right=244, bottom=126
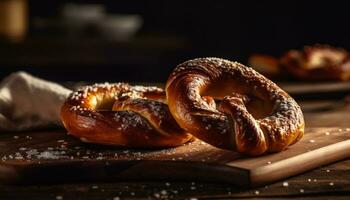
left=56, top=195, right=63, bottom=200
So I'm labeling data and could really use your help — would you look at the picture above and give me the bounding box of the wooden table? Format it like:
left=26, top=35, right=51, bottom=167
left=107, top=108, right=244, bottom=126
left=0, top=101, right=350, bottom=200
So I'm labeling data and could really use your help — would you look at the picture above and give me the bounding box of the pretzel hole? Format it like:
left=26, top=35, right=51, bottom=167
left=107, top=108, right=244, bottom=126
left=203, top=78, right=273, bottom=119
left=90, top=94, right=116, bottom=111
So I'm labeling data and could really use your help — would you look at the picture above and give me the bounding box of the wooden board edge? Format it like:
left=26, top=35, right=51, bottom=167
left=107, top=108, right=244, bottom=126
left=0, top=160, right=250, bottom=186
left=249, top=139, right=350, bottom=187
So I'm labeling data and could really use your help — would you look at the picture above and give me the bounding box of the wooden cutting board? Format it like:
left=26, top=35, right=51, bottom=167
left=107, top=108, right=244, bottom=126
left=0, top=127, right=349, bottom=187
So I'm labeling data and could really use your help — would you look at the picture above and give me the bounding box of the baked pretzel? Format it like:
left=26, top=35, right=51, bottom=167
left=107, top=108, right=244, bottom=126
left=61, top=83, right=192, bottom=148
left=248, top=54, right=281, bottom=79
left=166, top=58, right=304, bottom=155
left=281, top=44, right=350, bottom=81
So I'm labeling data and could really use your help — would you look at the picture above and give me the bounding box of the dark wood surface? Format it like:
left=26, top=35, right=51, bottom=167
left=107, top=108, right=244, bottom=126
left=0, top=127, right=349, bottom=187
left=1, top=101, right=350, bottom=199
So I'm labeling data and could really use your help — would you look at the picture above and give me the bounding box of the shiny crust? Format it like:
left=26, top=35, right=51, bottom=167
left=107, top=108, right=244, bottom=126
left=166, top=57, right=304, bottom=155
left=61, top=83, right=192, bottom=148
left=281, top=44, right=350, bottom=81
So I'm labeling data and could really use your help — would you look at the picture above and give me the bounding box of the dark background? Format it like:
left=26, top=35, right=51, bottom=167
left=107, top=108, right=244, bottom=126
left=1, top=0, right=349, bottom=83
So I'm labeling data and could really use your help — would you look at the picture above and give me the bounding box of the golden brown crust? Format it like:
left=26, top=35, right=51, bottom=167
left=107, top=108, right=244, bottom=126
left=281, top=44, right=350, bottom=81
left=60, top=83, right=192, bottom=148
left=166, top=57, right=304, bottom=155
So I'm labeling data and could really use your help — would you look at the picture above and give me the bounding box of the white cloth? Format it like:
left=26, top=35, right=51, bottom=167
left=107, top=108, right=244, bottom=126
left=0, top=71, right=72, bottom=132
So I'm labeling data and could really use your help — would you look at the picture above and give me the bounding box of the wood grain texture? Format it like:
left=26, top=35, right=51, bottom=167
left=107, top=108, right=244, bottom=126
left=0, top=126, right=349, bottom=187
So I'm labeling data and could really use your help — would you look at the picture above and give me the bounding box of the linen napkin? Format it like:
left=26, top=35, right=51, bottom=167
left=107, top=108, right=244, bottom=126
left=0, top=71, right=72, bottom=132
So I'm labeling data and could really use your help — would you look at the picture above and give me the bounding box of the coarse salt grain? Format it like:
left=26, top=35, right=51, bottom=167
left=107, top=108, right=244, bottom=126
left=282, top=182, right=289, bottom=187
left=92, top=185, right=98, bottom=189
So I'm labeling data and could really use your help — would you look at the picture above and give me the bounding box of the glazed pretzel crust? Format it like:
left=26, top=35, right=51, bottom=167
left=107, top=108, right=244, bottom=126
left=61, top=83, right=192, bottom=148
left=166, top=58, right=304, bottom=155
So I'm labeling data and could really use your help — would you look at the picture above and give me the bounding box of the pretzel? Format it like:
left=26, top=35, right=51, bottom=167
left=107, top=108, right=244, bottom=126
left=281, top=44, right=350, bottom=81
left=248, top=54, right=281, bottom=79
left=61, top=83, right=192, bottom=148
left=166, top=58, right=304, bottom=155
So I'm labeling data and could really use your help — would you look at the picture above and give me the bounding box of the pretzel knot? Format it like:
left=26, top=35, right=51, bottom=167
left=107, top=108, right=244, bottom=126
left=166, top=58, right=304, bottom=155
left=61, top=83, right=192, bottom=148
left=281, top=44, right=350, bottom=81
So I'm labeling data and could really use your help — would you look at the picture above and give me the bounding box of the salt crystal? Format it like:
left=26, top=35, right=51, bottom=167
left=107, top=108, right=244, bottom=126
left=37, top=151, right=59, bottom=159
left=153, top=193, right=160, bottom=198
left=189, top=198, right=198, bottom=200
left=325, top=132, right=330, bottom=135
left=309, top=140, right=315, bottom=143
left=165, top=182, right=170, bottom=186
left=300, top=189, right=304, bottom=193
left=267, top=161, right=272, bottom=164
left=329, top=182, right=334, bottom=186
left=160, top=190, right=167, bottom=195
left=56, top=195, right=63, bottom=200
left=92, top=185, right=98, bottom=189
left=282, top=182, right=289, bottom=187
left=255, top=190, right=260, bottom=195
left=13, top=136, right=19, bottom=139
left=112, top=197, right=120, bottom=200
